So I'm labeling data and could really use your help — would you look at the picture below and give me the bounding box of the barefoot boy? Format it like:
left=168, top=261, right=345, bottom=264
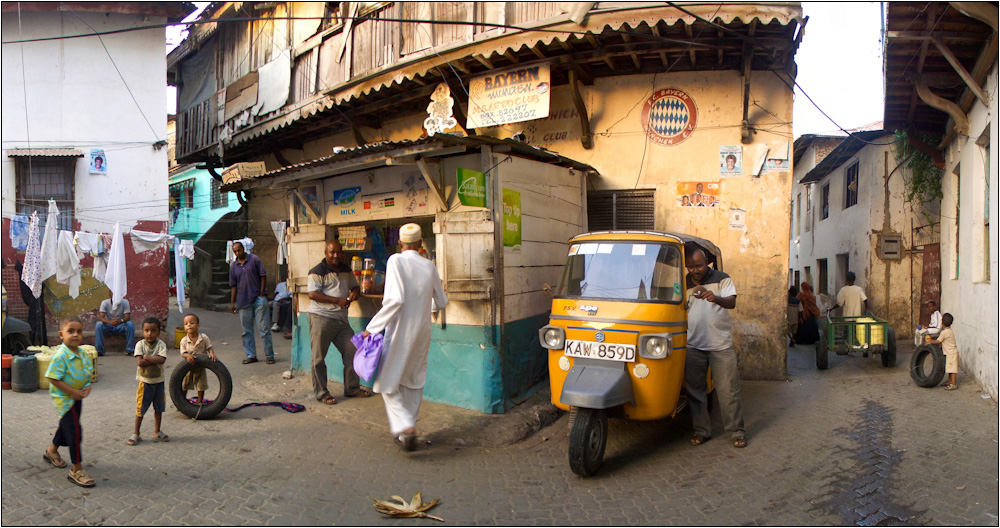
left=129, top=317, right=169, bottom=445
left=927, top=313, right=959, bottom=390
left=179, top=313, right=218, bottom=405
left=43, top=316, right=95, bottom=487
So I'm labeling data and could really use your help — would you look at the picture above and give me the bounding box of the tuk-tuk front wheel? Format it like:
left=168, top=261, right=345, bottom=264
left=568, top=408, right=608, bottom=477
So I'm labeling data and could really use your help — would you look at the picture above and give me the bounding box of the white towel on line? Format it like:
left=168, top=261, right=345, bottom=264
left=104, top=222, right=127, bottom=305
left=130, top=229, right=172, bottom=253
left=55, top=230, right=82, bottom=299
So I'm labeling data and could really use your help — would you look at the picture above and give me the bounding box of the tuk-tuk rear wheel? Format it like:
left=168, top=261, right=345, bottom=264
left=569, top=408, right=608, bottom=477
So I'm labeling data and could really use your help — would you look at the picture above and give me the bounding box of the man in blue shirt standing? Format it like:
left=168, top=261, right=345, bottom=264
left=229, top=240, right=275, bottom=364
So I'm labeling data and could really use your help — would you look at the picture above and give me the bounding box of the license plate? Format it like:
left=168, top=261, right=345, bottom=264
left=563, top=340, right=636, bottom=362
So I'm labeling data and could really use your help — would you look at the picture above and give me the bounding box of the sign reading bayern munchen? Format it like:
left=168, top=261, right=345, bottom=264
left=467, top=63, right=551, bottom=128
left=640, top=88, right=698, bottom=146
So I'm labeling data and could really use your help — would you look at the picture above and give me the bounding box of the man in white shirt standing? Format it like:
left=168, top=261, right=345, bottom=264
left=836, top=271, right=867, bottom=317
left=362, top=224, right=448, bottom=451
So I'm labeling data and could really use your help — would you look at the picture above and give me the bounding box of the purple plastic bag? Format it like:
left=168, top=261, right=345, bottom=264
left=351, top=332, right=384, bottom=386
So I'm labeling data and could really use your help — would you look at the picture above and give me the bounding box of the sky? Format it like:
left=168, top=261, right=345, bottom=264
left=166, top=2, right=887, bottom=139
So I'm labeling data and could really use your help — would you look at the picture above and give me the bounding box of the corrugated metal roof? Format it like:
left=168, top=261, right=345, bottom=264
left=222, top=3, right=805, bottom=149
left=798, top=130, right=889, bottom=184
left=5, top=148, right=84, bottom=157
left=221, top=134, right=598, bottom=192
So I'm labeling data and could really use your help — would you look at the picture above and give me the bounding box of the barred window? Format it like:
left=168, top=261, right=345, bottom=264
left=16, top=158, right=75, bottom=230
left=211, top=178, right=228, bottom=209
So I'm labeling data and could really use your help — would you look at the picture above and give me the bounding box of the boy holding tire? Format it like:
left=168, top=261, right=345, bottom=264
left=179, top=313, right=217, bottom=405
left=129, top=317, right=169, bottom=445
left=926, top=313, right=959, bottom=390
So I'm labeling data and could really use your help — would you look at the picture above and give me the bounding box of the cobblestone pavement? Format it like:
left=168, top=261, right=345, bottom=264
left=2, top=305, right=997, bottom=525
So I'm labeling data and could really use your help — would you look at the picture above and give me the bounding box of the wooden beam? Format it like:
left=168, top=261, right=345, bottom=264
left=916, top=80, right=969, bottom=136
left=685, top=24, right=697, bottom=66
left=503, top=49, right=520, bottom=64
left=569, top=70, right=593, bottom=150
left=473, top=54, right=494, bottom=69
left=530, top=46, right=547, bottom=60
left=651, top=24, right=670, bottom=68
left=931, top=37, right=990, bottom=106
left=351, top=124, right=368, bottom=146
left=293, top=188, right=322, bottom=222
left=415, top=157, right=448, bottom=211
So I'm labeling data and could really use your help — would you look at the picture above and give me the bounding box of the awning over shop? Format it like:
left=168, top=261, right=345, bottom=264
left=221, top=135, right=598, bottom=192
left=169, top=178, right=196, bottom=193
left=5, top=148, right=84, bottom=157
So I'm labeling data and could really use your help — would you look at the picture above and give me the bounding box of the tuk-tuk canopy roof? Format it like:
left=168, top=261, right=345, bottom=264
left=570, top=230, right=724, bottom=271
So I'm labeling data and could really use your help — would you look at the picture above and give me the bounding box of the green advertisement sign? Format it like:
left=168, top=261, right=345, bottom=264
left=456, top=168, right=486, bottom=207
left=502, top=188, right=521, bottom=250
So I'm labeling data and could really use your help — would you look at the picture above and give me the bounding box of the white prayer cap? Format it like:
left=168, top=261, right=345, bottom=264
left=399, top=223, right=422, bottom=243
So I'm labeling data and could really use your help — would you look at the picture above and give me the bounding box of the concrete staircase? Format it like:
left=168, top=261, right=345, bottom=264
left=202, top=258, right=232, bottom=311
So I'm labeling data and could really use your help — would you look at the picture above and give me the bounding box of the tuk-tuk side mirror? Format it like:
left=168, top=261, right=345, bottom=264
left=542, top=283, right=552, bottom=296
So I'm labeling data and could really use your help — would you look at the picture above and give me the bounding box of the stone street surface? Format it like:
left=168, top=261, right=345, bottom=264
left=2, top=304, right=997, bottom=526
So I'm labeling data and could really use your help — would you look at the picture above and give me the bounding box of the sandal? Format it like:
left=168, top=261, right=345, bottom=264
left=319, top=395, right=337, bottom=405
left=732, top=436, right=747, bottom=448
left=944, top=384, right=957, bottom=390
left=394, top=433, right=417, bottom=452
left=126, top=434, right=141, bottom=446
left=68, top=468, right=96, bottom=488
left=346, top=388, right=372, bottom=398
left=266, top=358, right=275, bottom=365
left=242, top=357, right=258, bottom=364
left=154, top=431, right=170, bottom=442
left=43, top=450, right=67, bottom=468
left=690, top=434, right=711, bottom=446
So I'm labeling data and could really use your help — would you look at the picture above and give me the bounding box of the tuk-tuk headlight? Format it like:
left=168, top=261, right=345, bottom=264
left=639, top=333, right=673, bottom=359
left=539, top=326, right=565, bottom=350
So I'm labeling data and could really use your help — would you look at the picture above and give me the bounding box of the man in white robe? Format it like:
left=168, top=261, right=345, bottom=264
left=363, top=223, right=448, bottom=451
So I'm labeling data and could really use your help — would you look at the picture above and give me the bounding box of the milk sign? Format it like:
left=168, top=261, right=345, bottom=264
left=333, top=186, right=361, bottom=217
left=467, top=63, right=551, bottom=128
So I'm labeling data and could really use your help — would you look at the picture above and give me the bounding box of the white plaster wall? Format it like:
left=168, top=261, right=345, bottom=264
left=938, top=61, right=999, bottom=400
left=1, top=11, right=169, bottom=230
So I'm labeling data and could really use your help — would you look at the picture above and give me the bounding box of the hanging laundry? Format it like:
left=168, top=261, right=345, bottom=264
left=21, top=212, right=44, bottom=299
left=93, top=254, right=108, bottom=283
left=226, top=240, right=235, bottom=265
left=36, top=200, right=61, bottom=287
left=237, top=237, right=254, bottom=253
left=75, top=231, right=102, bottom=255
left=180, top=239, right=195, bottom=260
left=174, top=238, right=186, bottom=314
left=130, top=229, right=172, bottom=253
left=55, top=230, right=82, bottom=299
left=270, top=221, right=287, bottom=265
left=9, top=214, right=30, bottom=250
left=100, top=233, right=113, bottom=252
left=104, top=222, right=127, bottom=306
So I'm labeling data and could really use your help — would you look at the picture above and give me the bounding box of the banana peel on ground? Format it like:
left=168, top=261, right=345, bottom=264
left=373, top=492, right=444, bottom=522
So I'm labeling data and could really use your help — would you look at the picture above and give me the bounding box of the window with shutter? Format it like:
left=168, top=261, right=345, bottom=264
left=587, top=190, right=655, bottom=231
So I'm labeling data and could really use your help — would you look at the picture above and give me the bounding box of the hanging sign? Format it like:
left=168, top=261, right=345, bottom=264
left=456, top=168, right=487, bottom=207
left=467, top=63, right=551, bottom=128
left=641, top=88, right=698, bottom=146
left=333, top=186, right=362, bottom=217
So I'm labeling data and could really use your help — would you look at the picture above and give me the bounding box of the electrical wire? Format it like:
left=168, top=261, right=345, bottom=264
left=62, top=5, right=161, bottom=143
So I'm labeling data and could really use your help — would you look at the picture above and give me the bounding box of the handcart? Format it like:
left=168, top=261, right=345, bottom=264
left=816, top=312, right=896, bottom=370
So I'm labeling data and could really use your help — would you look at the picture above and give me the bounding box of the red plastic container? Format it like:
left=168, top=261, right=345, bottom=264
left=2, top=353, right=13, bottom=390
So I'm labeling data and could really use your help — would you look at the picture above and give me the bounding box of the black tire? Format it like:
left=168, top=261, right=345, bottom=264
left=2, top=334, right=31, bottom=357
left=910, top=344, right=945, bottom=387
left=168, top=357, right=233, bottom=419
left=568, top=408, right=608, bottom=477
left=816, top=331, right=829, bottom=370
left=882, top=328, right=897, bottom=367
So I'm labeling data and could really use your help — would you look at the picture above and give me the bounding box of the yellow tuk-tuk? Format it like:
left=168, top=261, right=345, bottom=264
left=540, top=231, right=722, bottom=476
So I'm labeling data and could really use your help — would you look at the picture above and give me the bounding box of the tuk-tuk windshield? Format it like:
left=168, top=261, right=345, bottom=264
left=556, top=242, right=683, bottom=303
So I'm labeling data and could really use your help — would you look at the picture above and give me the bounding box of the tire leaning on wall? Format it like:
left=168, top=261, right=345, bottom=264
left=168, top=357, right=233, bottom=419
left=909, top=344, right=945, bottom=388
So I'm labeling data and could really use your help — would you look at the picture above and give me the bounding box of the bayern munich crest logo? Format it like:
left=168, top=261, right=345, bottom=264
left=641, top=88, right=698, bottom=146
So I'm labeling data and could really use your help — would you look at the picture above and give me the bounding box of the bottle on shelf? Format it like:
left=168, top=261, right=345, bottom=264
left=360, top=258, right=375, bottom=294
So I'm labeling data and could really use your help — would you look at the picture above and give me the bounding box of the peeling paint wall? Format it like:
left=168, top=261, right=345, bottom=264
left=1, top=10, right=171, bottom=340
left=938, top=63, right=998, bottom=400
left=479, top=71, right=795, bottom=380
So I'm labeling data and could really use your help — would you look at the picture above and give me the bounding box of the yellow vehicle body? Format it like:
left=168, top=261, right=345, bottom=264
left=545, top=231, right=716, bottom=422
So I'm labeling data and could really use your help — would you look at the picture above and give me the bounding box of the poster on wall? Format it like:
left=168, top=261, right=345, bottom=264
left=729, top=207, right=747, bottom=230
left=719, top=145, right=743, bottom=176
left=466, top=63, right=551, bottom=128
left=332, top=186, right=362, bottom=219
left=89, top=149, right=107, bottom=174
left=295, top=184, right=322, bottom=224
left=502, top=188, right=521, bottom=250
left=676, top=181, right=721, bottom=208
left=640, top=88, right=698, bottom=146
left=363, top=192, right=397, bottom=219
left=402, top=172, right=430, bottom=215
left=764, top=141, right=791, bottom=173
left=457, top=168, right=487, bottom=207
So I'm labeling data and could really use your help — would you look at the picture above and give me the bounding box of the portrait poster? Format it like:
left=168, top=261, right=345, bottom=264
left=90, top=149, right=107, bottom=174
left=719, top=145, right=742, bottom=176
left=677, top=181, right=721, bottom=208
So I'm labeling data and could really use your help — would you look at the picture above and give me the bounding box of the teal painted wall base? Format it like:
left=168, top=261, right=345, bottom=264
left=289, top=311, right=549, bottom=414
